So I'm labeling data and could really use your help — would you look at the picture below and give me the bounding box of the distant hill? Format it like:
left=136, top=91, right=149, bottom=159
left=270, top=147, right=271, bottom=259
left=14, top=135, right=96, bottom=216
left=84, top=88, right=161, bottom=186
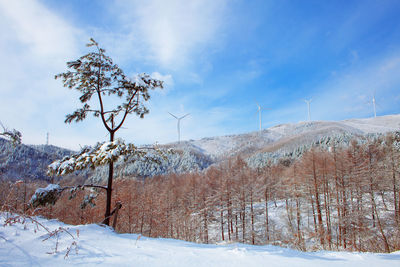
left=2, top=114, right=400, bottom=182
left=0, top=137, right=214, bottom=183
left=0, top=138, right=72, bottom=181
left=179, top=114, right=400, bottom=160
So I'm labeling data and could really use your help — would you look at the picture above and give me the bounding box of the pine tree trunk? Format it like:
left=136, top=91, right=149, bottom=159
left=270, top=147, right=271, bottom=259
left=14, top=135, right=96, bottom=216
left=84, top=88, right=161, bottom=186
left=324, top=177, right=332, bottom=249
left=368, top=149, right=390, bottom=253
left=203, top=197, right=209, bottom=244
left=149, top=200, right=153, bottom=237
left=371, top=189, right=391, bottom=252
left=23, top=180, right=27, bottom=212
left=250, top=190, right=255, bottom=245
left=241, top=210, right=246, bottom=243
left=390, top=148, right=398, bottom=224
left=220, top=195, right=225, bottom=241
left=285, top=198, right=294, bottom=233
left=356, top=184, right=363, bottom=251
left=103, top=131, right=115, bottom=226
left=296, top=197, right=302, bottom=249
left=265, top=188, right=270, bottom=242
left=235, top=214, right=238, bottom=241
left=312, top=152, right=325, bottom=246
left=227, top=188, right=232, bottom=241
left=309, top=187, right=318, bottom=234
left=393, top=170, right=398, bottom=224
left=332, top=146, right=342, bottom=248
left=340, top=172, right=347, bottom=249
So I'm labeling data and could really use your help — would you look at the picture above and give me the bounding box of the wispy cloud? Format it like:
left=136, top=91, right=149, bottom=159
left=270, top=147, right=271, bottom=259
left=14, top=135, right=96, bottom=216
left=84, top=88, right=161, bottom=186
left=266, top=51, right=400, bottom=124
left=0, top=0, right=86, bottom=148
left=0, top=0, right=80, bottom=61
left=314, top=52, right=400, bottom=119
left=113, top=0, right=229, bottom=70
left=150, top=72, right=174, bottom=94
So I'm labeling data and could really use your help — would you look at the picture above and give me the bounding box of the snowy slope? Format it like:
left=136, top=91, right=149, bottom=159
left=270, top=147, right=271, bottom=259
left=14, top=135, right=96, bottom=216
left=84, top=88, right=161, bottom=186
left=342, top=115, right=400, bottom=134
left=1, top=214, right=399, bottom=267
left=179, top=114, right=400, bottom=159
left=0, top=139, right=73, bottom=181
left=2, top=115, right=400, bottom=182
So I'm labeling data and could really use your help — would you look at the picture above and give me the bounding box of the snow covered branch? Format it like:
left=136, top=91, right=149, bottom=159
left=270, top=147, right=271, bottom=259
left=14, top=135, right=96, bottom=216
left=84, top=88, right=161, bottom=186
left=0, top=121, right=22, bottom=145
left=47, top=139, right=173, bottom=176
left=29, top=184, right=63, bottom=208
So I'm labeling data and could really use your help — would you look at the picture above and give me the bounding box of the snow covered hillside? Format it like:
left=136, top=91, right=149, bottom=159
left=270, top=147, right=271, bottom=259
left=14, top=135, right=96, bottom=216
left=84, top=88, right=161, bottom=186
left=0, top=139, right=73, bottom=181
left=181, top=114, right=400, bottom=160
left=2, top=115, right=400, bottom=182
left=1, top=214, right=399, bottom=267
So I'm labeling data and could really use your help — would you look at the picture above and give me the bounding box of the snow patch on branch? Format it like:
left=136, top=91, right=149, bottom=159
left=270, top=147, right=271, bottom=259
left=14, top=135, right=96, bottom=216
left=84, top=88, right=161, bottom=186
left=29, top=184, right=62, bottom=208
left=132, top=73, right=148, bottom=87
left=48, top=139, right=172, bottom=177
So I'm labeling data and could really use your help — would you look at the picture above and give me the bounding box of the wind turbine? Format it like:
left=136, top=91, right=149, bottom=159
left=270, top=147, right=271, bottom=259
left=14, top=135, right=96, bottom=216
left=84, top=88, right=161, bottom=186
left=168, top=112, right=190, bottom=143
left=372, top=93, right=377, bottom=118
left=255, top=102, right=270, bottom=132
left=304, top=99, right=312, bottom=121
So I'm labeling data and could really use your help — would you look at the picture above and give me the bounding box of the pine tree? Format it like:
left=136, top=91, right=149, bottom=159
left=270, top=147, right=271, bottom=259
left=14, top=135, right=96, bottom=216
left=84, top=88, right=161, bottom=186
left=54, top=38, right=163, bottom=226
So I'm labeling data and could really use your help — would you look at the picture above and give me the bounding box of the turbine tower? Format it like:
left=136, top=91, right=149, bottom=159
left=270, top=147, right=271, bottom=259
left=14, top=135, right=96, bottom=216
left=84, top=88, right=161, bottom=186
left=46, top=132, right=49, bottom=146
left=304, top=99, right=312, bottom=121
left=372, top=94, right=377, bottom=118
left=168, top=112, right=190, bottom=143
left=256, top=102, right=270, bottom=132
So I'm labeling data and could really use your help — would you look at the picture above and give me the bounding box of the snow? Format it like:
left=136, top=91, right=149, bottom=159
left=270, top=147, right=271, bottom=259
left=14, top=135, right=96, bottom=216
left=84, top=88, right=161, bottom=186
left=48, top=139, right=139, bottom=176
left=37, top=184, right=61, bottom=192
left=132, top=73, right=148, bottom=87
left=181, top=114, right=400, bottom=160
left=1, top=214, right=399, bottom=266
left=29, top=184, right=61, bottom=203
left=342, top=115, right=400, bottom=134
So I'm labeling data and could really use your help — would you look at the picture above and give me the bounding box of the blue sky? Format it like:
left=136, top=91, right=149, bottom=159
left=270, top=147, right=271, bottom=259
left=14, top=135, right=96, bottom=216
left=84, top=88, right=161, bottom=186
left=1, top=0, right=400, bottom=150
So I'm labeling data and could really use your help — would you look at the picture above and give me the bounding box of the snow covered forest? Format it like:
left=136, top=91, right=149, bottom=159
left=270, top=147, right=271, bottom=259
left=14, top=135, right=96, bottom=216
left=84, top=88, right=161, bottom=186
left=2, top=131, right=400, bottom=253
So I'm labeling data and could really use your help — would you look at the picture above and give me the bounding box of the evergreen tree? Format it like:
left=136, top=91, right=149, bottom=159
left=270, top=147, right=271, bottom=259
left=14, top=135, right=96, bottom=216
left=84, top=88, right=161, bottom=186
left=54, top=38, right=163, bottom=225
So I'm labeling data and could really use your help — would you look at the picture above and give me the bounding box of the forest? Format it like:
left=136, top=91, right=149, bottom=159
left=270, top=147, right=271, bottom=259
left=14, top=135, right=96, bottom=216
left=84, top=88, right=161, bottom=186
left=1, top=132, right=400, bottom=253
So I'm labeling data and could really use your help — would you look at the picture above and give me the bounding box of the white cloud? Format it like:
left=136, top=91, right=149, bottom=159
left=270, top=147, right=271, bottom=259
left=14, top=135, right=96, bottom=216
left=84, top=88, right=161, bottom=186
left=0, top=0, right=80, bottom=62
left=316, top=54, right=400, bottom=118
left=151, top=72, right=174, bottom=93
left=0, top=0, right=87, bottom=149
left=115, top=0, right=228, bottom=69
left=266, top=52, right=400, bottom=124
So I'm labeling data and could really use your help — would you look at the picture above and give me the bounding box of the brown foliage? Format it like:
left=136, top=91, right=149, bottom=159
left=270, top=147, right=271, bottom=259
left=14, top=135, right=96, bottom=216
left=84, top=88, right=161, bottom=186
left=3, top=134, right=400, bottom=253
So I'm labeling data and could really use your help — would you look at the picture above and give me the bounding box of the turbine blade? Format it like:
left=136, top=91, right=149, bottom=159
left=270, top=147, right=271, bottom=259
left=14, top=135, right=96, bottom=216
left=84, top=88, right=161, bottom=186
left=180, top=113, right=190, bottom=119
left=168, top=112, right=178, bottom=119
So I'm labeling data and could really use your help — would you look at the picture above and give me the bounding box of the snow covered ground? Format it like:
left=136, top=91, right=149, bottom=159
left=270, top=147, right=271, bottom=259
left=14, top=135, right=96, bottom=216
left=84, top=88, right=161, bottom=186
left=1, top=214, right=399, bottom=266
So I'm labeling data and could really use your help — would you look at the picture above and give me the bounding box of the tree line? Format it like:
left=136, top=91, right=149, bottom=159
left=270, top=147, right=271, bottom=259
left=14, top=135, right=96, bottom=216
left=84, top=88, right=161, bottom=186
left=2, top=132, right=400, bottom=253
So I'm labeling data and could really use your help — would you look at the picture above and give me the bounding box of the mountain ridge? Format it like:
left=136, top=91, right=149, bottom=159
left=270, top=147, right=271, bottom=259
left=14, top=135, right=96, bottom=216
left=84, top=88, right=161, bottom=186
left=1, top=114, right=400, bottom=181
left=176, top=114, right=400, bottom=160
